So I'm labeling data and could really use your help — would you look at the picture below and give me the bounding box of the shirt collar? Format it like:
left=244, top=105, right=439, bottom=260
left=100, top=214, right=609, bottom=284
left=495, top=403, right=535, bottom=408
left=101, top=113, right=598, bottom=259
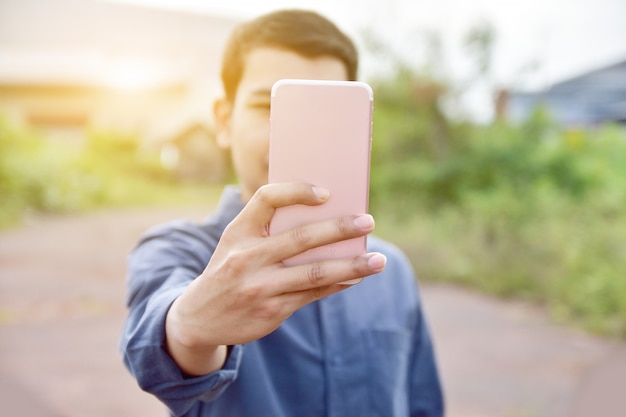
left=209, top=185, right=246, bottom=233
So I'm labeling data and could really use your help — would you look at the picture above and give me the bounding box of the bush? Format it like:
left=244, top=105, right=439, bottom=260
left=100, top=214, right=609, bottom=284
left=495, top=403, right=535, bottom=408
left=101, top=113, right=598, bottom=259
left=0, top=117, right=214, bottom=229
left=0, top=117, right=84, bottom=226
left=368, top=70, right=626, bottom=338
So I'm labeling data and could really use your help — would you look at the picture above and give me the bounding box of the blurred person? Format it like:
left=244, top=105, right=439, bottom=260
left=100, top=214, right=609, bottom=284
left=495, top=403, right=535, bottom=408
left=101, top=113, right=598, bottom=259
left=120, top=9, right=443, bottom=417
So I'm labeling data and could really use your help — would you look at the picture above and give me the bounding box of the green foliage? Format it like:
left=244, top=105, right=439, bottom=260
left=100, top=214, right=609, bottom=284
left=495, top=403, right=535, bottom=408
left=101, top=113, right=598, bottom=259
left=0, top=117, right=84, bottom=225
left=0, top=117, right=215, bottom=229
left=369, top=70, right=626, bottom=339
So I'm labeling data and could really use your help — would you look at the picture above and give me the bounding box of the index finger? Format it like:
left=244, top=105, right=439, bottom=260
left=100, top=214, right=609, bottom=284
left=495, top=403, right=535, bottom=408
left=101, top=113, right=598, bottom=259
left=232, top=183, right=329, bottom=236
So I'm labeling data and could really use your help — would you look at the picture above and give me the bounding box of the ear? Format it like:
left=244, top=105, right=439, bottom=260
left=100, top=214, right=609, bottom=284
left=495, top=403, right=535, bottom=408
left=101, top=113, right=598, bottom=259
left=213, top=98, right=232, bottom=150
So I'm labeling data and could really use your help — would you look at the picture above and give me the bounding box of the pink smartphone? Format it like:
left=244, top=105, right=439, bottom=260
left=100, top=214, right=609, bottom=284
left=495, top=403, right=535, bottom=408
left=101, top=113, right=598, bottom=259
left=268, top=79, right=373, bottom=269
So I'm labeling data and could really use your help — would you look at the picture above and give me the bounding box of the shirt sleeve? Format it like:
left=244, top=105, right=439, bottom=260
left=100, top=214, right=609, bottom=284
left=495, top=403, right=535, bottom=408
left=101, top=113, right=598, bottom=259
left=119, top=221, right=243, bottom=416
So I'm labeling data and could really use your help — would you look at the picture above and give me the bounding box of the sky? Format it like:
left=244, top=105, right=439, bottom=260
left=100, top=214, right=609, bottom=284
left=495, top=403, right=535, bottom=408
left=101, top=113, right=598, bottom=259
left=104, top=0, right=626, bottom=120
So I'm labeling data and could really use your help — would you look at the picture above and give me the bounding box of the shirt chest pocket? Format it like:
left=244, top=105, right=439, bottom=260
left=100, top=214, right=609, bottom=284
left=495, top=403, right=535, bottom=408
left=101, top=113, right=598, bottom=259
left=362, top=329, right=412, bottom=417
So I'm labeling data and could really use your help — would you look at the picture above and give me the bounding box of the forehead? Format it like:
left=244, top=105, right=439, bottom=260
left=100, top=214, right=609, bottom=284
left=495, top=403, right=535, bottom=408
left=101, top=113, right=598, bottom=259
left=236, top=47, right=348, bottom=98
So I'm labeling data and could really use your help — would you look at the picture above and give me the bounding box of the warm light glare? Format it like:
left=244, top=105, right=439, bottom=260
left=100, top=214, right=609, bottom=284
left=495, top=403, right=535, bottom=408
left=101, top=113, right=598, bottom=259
left=160, top=143, right=180, bottom=169
left=105, top=59, right=165, bottom=91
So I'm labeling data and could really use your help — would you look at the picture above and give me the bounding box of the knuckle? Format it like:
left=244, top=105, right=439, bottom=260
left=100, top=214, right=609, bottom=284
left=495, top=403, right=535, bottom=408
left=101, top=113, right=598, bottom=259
left=222, top=249, right=248, bottom=274
left=238, top=281, right=264, bottom=303
left=305, top=263, right=325, bottom=286
left=225, top=243, right=266, bottom=268
left=254, top=184, right=272, bottom=204
left=289, top=226, right=312, bottom=247
left=255, top=299, right=283, bottom=320
left=336, top=216, right=351, bottom=235
left=218, top=247, right=261, bottom=282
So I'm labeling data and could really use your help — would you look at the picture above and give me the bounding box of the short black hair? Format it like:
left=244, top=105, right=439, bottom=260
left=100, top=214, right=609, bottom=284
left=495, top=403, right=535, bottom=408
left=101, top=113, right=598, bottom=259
left=220, top=9, right=359, bottom=101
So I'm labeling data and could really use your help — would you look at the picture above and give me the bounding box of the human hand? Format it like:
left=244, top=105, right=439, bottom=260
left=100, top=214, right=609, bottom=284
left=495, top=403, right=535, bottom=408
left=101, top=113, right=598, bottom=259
left=165, top=182, right=386, bottom=375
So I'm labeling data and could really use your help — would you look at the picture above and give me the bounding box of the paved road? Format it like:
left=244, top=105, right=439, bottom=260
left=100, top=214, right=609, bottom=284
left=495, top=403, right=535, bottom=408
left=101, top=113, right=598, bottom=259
left=1, top=207, right=624, bottom=416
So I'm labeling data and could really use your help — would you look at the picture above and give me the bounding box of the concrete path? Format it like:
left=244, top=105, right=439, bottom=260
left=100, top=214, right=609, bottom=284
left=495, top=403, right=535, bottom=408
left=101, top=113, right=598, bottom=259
left=0, top=207, right=624, bottom=416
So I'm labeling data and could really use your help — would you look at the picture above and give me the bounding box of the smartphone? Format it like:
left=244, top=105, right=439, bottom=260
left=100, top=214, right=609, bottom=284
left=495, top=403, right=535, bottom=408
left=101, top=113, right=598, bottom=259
left=268, top=79, right=373, bottom=270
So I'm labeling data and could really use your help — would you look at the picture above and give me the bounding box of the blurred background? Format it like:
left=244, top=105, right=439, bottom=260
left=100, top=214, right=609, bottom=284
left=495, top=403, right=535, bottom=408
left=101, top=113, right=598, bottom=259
left=1, top=0, right=625, bottom=416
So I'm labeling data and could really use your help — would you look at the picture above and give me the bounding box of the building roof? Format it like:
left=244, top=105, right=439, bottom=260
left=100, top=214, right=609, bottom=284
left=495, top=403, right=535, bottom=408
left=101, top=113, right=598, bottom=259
left=506, top=58, right=626, bottom=126
left=548, top=59, right=626, bottom=95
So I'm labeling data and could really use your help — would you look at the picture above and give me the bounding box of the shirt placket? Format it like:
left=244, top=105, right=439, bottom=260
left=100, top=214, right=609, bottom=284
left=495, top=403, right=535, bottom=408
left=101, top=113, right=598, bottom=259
left=318, top=294, right=369, bottom=417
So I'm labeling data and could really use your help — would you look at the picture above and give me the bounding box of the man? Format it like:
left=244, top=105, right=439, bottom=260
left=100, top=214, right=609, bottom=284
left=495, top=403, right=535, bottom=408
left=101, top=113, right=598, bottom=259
left=121, top=9, right=444, bottom=417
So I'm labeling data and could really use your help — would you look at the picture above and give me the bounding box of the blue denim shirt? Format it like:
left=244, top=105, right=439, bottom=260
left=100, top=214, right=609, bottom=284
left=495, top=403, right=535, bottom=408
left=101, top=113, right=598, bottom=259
left=120, top=186, right=444, bottom=417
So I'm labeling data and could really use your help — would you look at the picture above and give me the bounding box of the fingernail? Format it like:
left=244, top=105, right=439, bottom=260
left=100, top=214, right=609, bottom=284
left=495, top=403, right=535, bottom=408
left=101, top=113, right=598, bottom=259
left=367, top=253, right=387, bottom=271
left=354, top=214, right=374, bottom=229
left=313, top=186, right=330, bottom=201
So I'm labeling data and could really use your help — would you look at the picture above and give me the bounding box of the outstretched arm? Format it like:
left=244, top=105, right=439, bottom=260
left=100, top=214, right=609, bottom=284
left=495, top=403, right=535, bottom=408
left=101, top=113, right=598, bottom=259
left=165, top=182, right=387, bottom=376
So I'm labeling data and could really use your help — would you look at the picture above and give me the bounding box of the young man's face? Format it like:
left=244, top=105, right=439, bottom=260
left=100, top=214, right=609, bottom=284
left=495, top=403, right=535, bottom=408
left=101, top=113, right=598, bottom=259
left=214, top=47, right=349, bottom=202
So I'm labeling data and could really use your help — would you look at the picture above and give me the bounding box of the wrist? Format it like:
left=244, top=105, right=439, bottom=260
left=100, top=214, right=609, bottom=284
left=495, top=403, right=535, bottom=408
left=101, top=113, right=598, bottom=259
left=165, top=296, right=228, bottom=376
